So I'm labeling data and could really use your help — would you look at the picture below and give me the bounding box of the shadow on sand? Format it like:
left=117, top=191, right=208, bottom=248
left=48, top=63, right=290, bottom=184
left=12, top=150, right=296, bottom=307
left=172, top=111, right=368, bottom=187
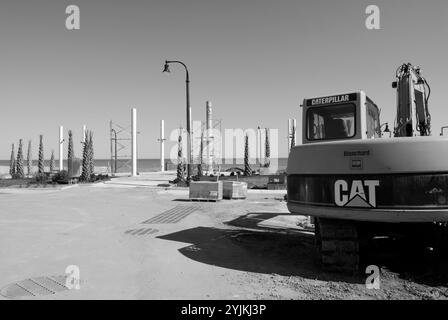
left=361, top=235, right=448, bottom=287
left=157, top=212, right=448, bottom=286
left=157, top=212, right=362, bottom=284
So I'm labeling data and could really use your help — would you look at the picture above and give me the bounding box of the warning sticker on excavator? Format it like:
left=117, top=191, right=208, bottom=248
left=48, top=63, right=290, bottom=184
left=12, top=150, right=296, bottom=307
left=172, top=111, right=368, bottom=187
left=334, top=180, right=380, bottom=208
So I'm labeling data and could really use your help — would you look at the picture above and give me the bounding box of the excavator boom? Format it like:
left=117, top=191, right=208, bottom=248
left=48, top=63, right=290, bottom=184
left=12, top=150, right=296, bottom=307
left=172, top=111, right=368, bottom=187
left=392, top=63, right=431, bottom=137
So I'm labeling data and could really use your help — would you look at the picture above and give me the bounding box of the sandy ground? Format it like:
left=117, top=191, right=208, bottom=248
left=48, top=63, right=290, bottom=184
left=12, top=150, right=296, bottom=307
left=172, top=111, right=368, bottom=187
left=1, top=173, right=448, bottom=300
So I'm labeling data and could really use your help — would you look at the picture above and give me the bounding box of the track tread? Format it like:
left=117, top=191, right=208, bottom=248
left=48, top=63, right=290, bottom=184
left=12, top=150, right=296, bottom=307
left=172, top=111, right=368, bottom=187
left=316, top=218, right=360, bottom=273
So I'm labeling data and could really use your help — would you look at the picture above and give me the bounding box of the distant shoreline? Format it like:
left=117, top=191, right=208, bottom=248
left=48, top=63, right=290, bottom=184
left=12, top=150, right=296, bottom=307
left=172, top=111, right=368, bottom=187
left=0, top=158, right=288, bottom=177
left=0, top=158, right=288, bottom=162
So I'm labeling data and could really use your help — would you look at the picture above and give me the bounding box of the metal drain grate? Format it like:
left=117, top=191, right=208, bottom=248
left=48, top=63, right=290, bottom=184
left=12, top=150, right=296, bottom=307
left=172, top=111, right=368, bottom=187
left=1, top=275, right=69, bottom=299
left=125, top=228, right=159, bottom=236
left=142, top=205, right=199, bottom=224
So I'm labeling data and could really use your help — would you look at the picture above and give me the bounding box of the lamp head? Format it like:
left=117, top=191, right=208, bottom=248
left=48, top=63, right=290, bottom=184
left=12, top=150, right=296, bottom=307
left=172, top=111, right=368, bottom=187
left=162, top=61, right=170, bottom=73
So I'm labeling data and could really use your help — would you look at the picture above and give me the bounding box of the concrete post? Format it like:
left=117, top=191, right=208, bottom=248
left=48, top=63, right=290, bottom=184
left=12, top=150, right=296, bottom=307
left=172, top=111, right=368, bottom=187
left=131, top=108, right=137, bottom=176
left=257, top=126, right=262, bottom=166
left=260, top=127, right=265, bottom=166
left=82, top=125, right=87, bottom=144
left=59, top=126, right=64, bottom=171
left=159, top=120, right=165, bottom=172
left=206, top=101, right=213, bottom=170
left=109, top=121, right=113, bottom=175
left=287, top=120, right=290, bottom=155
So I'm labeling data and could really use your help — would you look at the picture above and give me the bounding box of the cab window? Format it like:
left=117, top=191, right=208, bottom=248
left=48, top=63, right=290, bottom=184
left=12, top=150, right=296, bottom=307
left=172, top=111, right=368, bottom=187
left=307, top=104, right=355, bottom=141
left=366, top=100, right=380, bottom=138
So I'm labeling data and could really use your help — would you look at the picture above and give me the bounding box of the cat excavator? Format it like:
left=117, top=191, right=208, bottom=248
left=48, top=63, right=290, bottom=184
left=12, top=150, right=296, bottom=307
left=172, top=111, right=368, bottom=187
left=287, top=63, right=448, bottom=272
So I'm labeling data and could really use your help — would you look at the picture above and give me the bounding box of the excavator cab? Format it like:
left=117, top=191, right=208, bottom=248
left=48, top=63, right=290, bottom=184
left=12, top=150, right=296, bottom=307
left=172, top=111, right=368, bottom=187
left=302, top=91, right=381, bottom=144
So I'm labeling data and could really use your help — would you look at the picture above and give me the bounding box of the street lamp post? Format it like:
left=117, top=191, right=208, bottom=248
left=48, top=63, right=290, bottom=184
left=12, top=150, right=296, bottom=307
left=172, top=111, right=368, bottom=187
left=111, top=129, right=118, bottom=174
left=163, top=60, right=193, bottom=181
left=380, top=122, right=391, bottom=138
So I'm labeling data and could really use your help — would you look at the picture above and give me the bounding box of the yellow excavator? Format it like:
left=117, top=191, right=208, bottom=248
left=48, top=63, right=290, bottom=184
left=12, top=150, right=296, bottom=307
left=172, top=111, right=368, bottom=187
left=287, top=63, right=448, bottom=272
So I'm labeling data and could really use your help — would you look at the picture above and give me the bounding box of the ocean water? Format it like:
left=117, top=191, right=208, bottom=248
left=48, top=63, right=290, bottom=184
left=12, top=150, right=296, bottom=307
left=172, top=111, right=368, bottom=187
left=0, top=158, right=288, bottom=173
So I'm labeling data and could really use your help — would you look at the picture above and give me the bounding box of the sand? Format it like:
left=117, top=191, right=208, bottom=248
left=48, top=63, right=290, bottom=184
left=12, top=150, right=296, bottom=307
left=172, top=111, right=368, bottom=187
left=0, top=173, right=447, bottom=300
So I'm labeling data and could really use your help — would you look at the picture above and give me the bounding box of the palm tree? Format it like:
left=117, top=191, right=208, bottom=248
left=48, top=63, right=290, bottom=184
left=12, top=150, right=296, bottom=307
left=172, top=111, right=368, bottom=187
left=80, top=134, right=88, bottom=181
left=177, top=129, right=184, bottom=182
left=80, top=130, right=90, bottom=181
left=80, top=130, right=95, bottom=182
left=9, top=144, right=15, bottom=176
left=197, top=131, right=204, bottom=177
left=16, top=139, right=24, bottom=178
left=244, top=134, right=252, bottom=176
left=26, top=140, right=32, bottom=176
left=264, top=128, right=270, bottom=168
left=88, top=131, right=94, bottom=178
left=50, top=150, right=55, bottom=172
left=67, top=130, right=74, bottom=177
left=38, top=135, right=45, bottom=174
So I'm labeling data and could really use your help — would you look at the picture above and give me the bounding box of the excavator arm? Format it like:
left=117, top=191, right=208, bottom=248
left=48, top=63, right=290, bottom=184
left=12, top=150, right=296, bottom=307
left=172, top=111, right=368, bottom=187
left=392, top=63, right=431, bottom=137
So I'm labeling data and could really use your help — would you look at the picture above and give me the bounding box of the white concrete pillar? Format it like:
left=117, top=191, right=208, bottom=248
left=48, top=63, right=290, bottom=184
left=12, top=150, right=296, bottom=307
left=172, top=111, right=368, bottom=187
left=159, top=120, right=165, bottom=172
left=206, top=101, right=213, bottom=169
left=131, top=108, right=137, bottom=176
left=260, top=128, right=266, bottom=165
left=59, top=125, right=64, bottom=171
left=82, top=125, right=87, bottom=143
left=257, top=126, right=262, bottom=165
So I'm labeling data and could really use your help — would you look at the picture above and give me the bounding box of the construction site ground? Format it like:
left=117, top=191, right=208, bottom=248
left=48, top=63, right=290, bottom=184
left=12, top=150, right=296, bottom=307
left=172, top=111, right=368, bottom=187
left=1, top=172, right=448, bottom=300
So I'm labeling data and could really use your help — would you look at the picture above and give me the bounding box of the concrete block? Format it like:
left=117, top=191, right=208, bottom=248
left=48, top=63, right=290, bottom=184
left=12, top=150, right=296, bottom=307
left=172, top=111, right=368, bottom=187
left=223, top=181, right=248, bottom=199
left=189, top=181, right=223, bottom=201
left=267, top=183, right=286, bottom=190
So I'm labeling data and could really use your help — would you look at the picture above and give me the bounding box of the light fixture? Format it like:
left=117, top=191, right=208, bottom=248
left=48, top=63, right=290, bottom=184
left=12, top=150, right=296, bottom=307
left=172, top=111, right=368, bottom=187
left=162, top=61, right=170, bottom=73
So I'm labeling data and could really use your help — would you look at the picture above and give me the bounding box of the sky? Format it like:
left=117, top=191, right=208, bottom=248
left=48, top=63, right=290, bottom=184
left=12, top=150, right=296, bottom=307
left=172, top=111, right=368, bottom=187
left=0, top=0, right=447, bottom=160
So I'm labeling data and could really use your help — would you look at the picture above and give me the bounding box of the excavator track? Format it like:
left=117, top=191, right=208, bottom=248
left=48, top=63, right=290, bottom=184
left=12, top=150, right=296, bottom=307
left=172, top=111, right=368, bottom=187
left=315, top=218, right=360, bottom=273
